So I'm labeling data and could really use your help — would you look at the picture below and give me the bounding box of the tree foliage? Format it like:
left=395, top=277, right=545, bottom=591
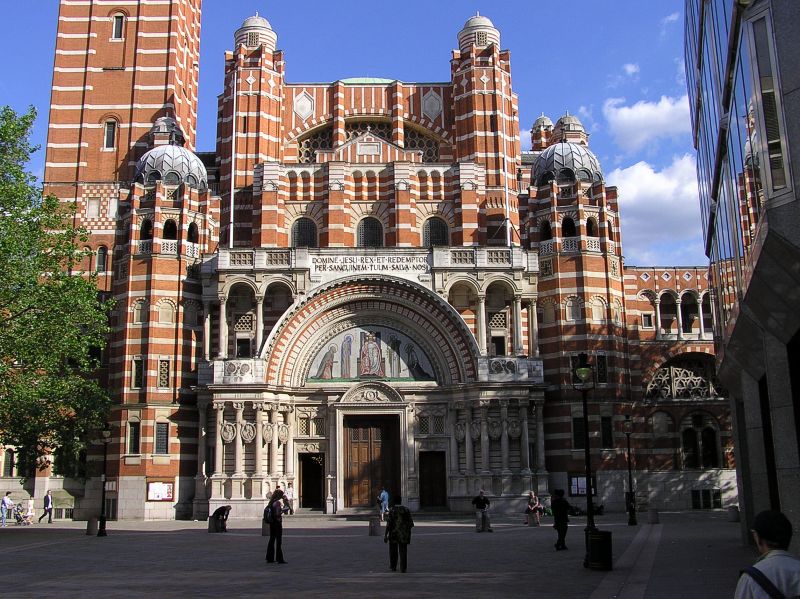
left=0, top=106, right=112, bottom=478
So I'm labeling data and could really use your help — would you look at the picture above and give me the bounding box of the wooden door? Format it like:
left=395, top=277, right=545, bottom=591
left=419, top=451, right=447, bottom=508
left=344, top=416, right=399, bottom=508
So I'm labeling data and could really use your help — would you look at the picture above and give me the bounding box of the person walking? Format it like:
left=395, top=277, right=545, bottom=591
left=285, top=482, right=295, bottom=515
left=384, top=504, right=414, bottom=573
left=38, top=490, right=54, bottom=524
left=471, top=489, right=493, bottom=532
left=734, top=509, right=800, bottom=598
left=378, top=487, right=390, bottom=522
left=265, top=489, right=290, bottom=564
left=550, top=489, right=571, bottom=550
left=1, top=492, right=13, bottom=527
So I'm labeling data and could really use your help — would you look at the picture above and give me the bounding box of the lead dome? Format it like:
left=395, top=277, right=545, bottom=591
left=457, top=12, right=500, bottom=52
left=531, top=142, right=603, bottom=186
left=135, top=144, right=208, bottom=190
left=235, top=12, right=277, bottom=52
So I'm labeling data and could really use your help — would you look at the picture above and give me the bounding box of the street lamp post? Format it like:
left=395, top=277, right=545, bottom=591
left=572, top=353, right=597, bottom=568
left=98, top=427, right=111, bottom=537
left=623, top=415, right=637, bottom=526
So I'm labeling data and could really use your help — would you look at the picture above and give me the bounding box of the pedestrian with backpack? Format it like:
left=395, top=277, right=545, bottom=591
left=265, top=489, right=290, bottom=564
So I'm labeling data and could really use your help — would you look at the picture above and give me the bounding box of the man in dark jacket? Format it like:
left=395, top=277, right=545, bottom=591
left=384, top=505, right=414, bottom=573
left=550, top=489, right=571, bottom=551
left=471, top=490, right=493, bottom=532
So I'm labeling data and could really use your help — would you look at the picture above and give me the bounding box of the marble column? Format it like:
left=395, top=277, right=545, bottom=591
left=513, top=296, right=523, bottom=355
left=196, top=402, right=208, bottom=477
left=448, top=406, right=459, bottom=474
left=254, top=403, right=264, bottom=476
left=233, top=402, right=244, bottom=476
left=535, top=400, right=546, bottom=473
left=519, top=401, right=531, bottom=474
left=465, top=405, right=475, bottom=474
left=479, top=402, right=491, bottom=474
left=284, top=406, right=295, bottom=478
left=213, top=403, right=224, bottom=476
left=477, top=295, right=487, bottom=355
left=202, top=301, right=211, bottom=361
left=255, top=296, right=264, bottom=355
left=676, top=299, right=684, bottom=340
left=269, top=405, right=279, bottom=477
left=500, top=400, right=510, bottom=474
left=219, top=296, right=228, bottom=358
left=654, top=299, right=662, bottom=340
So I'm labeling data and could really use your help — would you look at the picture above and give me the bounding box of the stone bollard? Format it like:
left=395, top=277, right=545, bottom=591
left=86, top=517, right=98, bottom=535
left=368, top=517, right=382, bottom=536
left=647, top=508, right=659, bottom=524
left=727, top=505, right=740, bottom=522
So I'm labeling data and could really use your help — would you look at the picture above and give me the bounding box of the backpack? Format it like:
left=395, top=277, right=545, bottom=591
left=263, top=505, right=274, bottom=524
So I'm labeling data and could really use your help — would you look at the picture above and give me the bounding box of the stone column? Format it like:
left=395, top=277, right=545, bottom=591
left=465, top=405, right=475, bottom=474
left=698, top=297, right=707, bottom=340
left=676, top=299, right=684, bottom=340
left=654, top=299, right=662, bottom=340
left=513, top=296, right=524, bottom=355
left=448, top=406, right=459, bottom=474
left=203, top=301, right=211, bottom=361
left=219, top=296, right=228, bottom=358
left=535, top=400, right=546, bottom=473
left=519, top=401, right=531, bottom=474
left=500, top=400, right=510, bottom=474
left=233, top=402, right=244, bottom=476
left=255, top=296, right=264, bottom=355
left=196, top=402, right=208, bottom=477
left=269, top=405, right=279, bottom=477
left=479, top=402, right=491, bottom=474
left=477, top=295, right=487, bottom=355
left=284, top=406, right=295, bottom=478
left=213, top=403, right=224, bottom=476
left=527, top=300, right=539, bottom=357
left=254, top=402, right=264, bottom=475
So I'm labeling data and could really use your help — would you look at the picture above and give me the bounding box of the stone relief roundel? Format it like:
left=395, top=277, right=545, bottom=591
left=240, top=422, right=256, bottom=443
left=221, top=422, right=237, bottom=444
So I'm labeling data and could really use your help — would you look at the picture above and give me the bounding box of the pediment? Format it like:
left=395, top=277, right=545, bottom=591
left=339, top=381, right=405, bottom=404
left=315, top=131, right=423, bottom=164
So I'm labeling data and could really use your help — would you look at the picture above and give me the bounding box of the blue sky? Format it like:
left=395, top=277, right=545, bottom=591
left=0, top=1, right=704, bottom=266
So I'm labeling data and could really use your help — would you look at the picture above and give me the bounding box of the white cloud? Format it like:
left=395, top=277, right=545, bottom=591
left=602, top=94, right=691, bottom=153
left=662, top=12, right=680, bottom=25
left=607, top=154, right=707, bottom=266
left=520, top=128, right=532, bottom=151
left=577, top=105, right=598, bottom=133
left=623, top=63, right=640, bottom=76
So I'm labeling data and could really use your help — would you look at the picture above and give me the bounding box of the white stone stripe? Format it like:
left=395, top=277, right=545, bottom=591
left=51, top=103, right=175, bottom=110
left=45, top=162, right=87, bottom=167
left=56, top=49, right=96, bottom=55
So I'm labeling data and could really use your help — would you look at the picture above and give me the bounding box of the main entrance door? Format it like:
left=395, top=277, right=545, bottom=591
left=299, top=453, right=324, bottom=510
left=419, top=451, right=447, bottom=508
left=344, top=416, right=400, bottom=508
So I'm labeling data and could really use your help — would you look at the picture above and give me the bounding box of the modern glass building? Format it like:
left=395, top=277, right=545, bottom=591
left=685, top=0, right=800, bottom=549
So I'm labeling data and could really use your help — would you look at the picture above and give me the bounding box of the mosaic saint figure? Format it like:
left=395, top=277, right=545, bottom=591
left=406, top=344, right=432, bottom=380
left=359, top=332, right=385, bottom=377
left=388, top=335, right=402, bottom=378
left=340, top=335, right=353, bottom=379
left=314, top=344, right=337, bottom=379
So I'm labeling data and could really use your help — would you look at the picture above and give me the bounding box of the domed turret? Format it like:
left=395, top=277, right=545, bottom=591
left=135, top=144, right=208, bottom=190
left=457, top=12, right=500, bottom=52
left=149, top=116, right=186, bottom=147
left=234, top=12, right=277, bottom=53
left=531, top=142, right=603, bottom=187
left=533, top=113, right=553, bottom=131
left=552, top=112, right=588, bottom=144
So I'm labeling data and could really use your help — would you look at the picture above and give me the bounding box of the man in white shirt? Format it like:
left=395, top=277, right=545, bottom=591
left=734, top=509, right=800, bottom=598
left=285, top=482, right=295, bottom=515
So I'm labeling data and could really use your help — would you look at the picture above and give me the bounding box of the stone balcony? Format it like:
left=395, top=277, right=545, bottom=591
left=477, top=356, right=544, bottom=384
left=198, top=359, right=266, bottom=386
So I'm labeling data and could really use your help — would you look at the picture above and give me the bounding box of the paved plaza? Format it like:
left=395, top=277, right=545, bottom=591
left=0, top=511, right=754, bottom=598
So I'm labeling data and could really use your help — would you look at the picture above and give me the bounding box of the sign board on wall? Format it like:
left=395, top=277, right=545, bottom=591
left=147, top=481, right=174, bottom=502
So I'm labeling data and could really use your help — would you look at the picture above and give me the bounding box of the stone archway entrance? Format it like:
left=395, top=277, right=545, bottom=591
left=344, top=415, right=401, bottom=508
left=299, top=453, right=325, bottom=509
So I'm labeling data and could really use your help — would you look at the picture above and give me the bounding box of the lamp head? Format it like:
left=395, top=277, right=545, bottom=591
left=575, top=367, right=593, bottom=383
left=623, top=415, right=633, bottom=434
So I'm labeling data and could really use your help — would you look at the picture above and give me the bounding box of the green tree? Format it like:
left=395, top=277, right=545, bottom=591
left=0, top=106, right=112, bottom=478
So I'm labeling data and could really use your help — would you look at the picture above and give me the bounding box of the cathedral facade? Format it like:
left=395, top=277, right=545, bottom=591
left=14, top=1, right=736, bottom=520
